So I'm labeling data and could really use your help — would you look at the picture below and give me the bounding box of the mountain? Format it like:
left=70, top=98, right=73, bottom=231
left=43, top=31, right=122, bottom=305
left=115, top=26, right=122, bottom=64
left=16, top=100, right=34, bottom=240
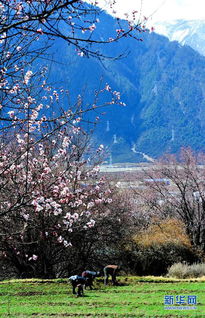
left=45, top=13, right=205, bottom=162
left=155, top=19, right=205, bottom=56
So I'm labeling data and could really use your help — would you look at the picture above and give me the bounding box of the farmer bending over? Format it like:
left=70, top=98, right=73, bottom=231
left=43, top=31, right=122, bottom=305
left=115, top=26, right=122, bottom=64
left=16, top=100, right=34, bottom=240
left=81, top=270, right=100, bottom=289
left=68, top=275, right=87, bottom=295
left=103, top=265, right=120, bottom=285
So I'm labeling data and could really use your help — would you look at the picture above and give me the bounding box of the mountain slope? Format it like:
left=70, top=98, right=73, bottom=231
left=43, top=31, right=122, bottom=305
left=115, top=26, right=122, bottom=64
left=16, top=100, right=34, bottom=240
left=46, top=13, right=205, bottom=162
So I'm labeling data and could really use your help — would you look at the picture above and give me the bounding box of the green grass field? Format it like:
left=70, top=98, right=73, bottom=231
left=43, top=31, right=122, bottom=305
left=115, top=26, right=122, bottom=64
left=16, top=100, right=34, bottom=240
left=0, top=276, right=205, bottom=318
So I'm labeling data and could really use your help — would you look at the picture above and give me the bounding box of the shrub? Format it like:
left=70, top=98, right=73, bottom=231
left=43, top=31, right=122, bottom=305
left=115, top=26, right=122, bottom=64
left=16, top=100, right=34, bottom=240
left=121, top=242, right=200, bottom=276
left=133, top=219, right=191, bottom=247
left=168, top=262, right=205, bottom=278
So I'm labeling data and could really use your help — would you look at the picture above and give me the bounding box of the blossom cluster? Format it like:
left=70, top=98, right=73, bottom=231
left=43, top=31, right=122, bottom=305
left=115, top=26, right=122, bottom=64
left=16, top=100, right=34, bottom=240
left=0, top=117, right=111, bottom=268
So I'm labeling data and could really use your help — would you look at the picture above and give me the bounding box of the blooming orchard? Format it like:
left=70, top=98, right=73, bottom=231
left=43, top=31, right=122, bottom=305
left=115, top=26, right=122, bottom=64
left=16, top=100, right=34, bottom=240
left=0, top=117, right=113, bottom=277
left=0, top=34, right=124, bottom=276
left=0, top=0, right=145, bottom=277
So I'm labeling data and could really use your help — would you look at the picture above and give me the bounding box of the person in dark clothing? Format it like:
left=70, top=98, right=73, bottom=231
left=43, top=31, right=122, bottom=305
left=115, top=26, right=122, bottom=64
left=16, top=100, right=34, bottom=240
left=103, top=265, right=120, bottom=285
left=68, top=275, right=87, bottom=295
left=76, top=283, right=84, bottom=297
left=81, top=270, right=100, bottom=289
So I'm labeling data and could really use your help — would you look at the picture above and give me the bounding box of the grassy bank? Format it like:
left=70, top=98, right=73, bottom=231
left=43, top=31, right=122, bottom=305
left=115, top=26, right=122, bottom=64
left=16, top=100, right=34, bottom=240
left=0, top=276, right=205, bottom=317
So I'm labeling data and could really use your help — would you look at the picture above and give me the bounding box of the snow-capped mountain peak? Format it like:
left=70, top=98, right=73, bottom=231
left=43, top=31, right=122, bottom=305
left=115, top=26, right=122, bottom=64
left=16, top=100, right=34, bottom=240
left=154, top=19, right=205, bottom=56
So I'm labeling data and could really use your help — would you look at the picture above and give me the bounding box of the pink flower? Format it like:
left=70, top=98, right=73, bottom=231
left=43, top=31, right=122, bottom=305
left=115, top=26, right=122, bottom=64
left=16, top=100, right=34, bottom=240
left=24, top=70, right=33, bottom=84
left=64, top=213, right=71, bottom=219
left=53, top=208, right=62, bottom=216
left=52, top=185, right=59, bottom=194
left=36, top=204, right=43, bottom=212
left=89, top=24, right=96, bottom=32
left=64, top=240, right=72, bottom=247
left=116, top=29, right=124, bottom=35
left=23, top=214, right=29, bottom=221
left=72, top=213, right=79, bottom=220
left=95, top=198, right=102, bottom=205
left=28, top=254, right=38, bottom=261
left=77, top=51, right=84, bottom=57
left=57, top=236, right=63, bottom=243
left=37, top=28, right=44, bottom=35
left=87, top=219, right=95, bottom=228
left=8, top=111, right=14, bottom=118
left=43, top=167, right=51, bottom=174
left=105, top=84, right=111, bottom=91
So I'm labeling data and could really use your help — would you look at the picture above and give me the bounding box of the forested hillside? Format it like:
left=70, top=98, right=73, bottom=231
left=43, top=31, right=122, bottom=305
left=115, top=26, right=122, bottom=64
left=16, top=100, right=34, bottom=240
left=46, top=12, right=205, bottom=161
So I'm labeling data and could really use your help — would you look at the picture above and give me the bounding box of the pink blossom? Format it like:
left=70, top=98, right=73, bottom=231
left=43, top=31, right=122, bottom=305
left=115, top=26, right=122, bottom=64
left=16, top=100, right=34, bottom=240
left=64, top=213, right=71, bottom=219
left=89, top=24, right=96, bottom=32
left=36, top=204, right=43, bottom=212
left=24, top=70, right=33, bottom=85
left=63, top=240, right=72, bottom=247
left=97, top=144, right=104, bottom=152
left=41, top=116, right=47, bottom=121
left=6, top=52, right=11, bottom=58
left=37, top=28, right=44, bottom=35
left=23, top=214, right=29, bottom=221
left=87, top=202, right=95, bottom=209
left=43, top=167, right=51, bottom=174
left=52, top=185, right=59, bottom=194
left=53, top=208, right=62, bottom=216
left=87, top=219, right=95, bottom=228
left=72, top=213, right=79, bottom=220
left=62, top=136, right=70, bottom=148
left=95, top=198, right=102, bottom=205
left=85, top=211, right=91, bottom=217
left=8, top=111, right=15, bottom=118
left=36, top=103, right=43, bottom=111
left=57, top=236, right=63, bottom=243
left=116, top=29, right=124, bottom=35
left=45, top=203, right=51, bottom=211
left=105, top=84, right=111, bottom=91
left=0, top=32, right=6, bottom=44
left=77, top=51, right=84, bottom=57
left=60, top=187, right=70, bottom=196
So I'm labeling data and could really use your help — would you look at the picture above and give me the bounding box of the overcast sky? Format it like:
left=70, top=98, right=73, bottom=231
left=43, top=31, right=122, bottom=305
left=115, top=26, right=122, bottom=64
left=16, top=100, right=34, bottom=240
left=95, top=0, right=205, bottom=22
